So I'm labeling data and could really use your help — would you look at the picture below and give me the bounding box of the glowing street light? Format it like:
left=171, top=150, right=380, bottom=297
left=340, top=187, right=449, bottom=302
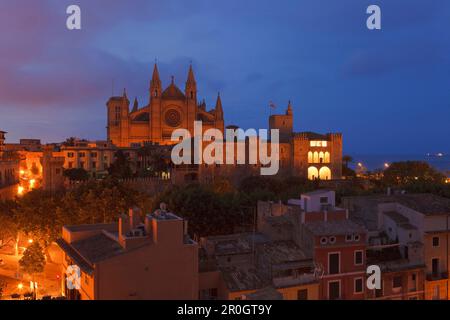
left=17, top=283, right=23, bottom=290
left=28, top=239, right=33, bottom=244
left=384, top=163, right=389, bottom=168
left=17, top=186, right=24, bottom=195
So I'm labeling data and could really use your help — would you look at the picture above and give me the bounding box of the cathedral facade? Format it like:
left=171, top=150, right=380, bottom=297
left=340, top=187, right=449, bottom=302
left=106, top=64, right=342, bottom=181
left=107, top=64, right=223, bottom=148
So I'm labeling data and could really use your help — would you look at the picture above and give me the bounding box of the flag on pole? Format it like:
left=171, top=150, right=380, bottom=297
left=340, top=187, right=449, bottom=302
left=269, top=101, right=277, bottom=109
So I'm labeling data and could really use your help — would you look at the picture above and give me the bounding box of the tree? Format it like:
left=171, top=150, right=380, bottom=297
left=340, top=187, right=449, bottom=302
left=19, top=242, right=46, bottom=299
left=0, top=200, right=19, bottom=249
left=108, top=150, right=133, bottom=179
left=343, top=155, right=353, bottom=168
left=63, top=168, right=89, bottom=181
left=137, top=145, right=171, bottom=177
left=383, top=161, right=445, bottom=186
left=19, top=242, right=46, bottom=274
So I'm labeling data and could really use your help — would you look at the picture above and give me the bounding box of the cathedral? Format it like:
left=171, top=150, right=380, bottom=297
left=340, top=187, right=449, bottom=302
left=107, top=64, right=223, bottom=148
left=106, top=64, right=342, bottom=181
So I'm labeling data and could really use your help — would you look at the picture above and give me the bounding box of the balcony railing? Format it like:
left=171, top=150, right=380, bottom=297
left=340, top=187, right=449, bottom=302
left=426, top=272, right=449, bottom=281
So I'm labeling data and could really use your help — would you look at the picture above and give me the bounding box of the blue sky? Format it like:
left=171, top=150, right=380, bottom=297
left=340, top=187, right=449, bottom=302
left=0, top=0, right=449, bottom=155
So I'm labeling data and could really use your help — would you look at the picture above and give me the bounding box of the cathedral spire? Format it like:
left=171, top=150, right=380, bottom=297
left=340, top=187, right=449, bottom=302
left=151, top=63, right=161, bottom=85
left=150, top=63, right=162, bottom=100
left=132, top=97, right=139, bottom=112
left=286, top=100, right=293, bottom=116
left=186, top=64, right=196, bottom=84
left=185, top=64, right=197, bottom=100
left=215, top=92, right=223, bottom=120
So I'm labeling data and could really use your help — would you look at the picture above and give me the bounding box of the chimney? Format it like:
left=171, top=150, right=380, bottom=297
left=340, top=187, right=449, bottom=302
left=184, top=220, right=189, bottom=235
left=119, top=213, right=130, bottom=237
left=129, top=207, right=142, bottom=229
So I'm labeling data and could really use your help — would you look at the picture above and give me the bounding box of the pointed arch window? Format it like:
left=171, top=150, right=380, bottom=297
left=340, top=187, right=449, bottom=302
left=319, top=151, right=324, bottom=164
left=324, top=152, right=330, bottom=163
left=308, top=151, right=313, bottom=163
left=313, top=152, right=319, bottom=163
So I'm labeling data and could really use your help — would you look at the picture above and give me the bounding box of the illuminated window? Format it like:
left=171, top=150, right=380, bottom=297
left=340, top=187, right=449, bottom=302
left=310, top=141, right=317, bottom=147
left=308, top=166, right=319, bottom=180
left=308, top=151, right=313, bottom=163
left=319, top=151, right=324, bottom=163
left=319, top=166, right=331, bottom=180
left=322, top=141, right=327, bottom=147
left=324, top=152, right=330, bottom=163
left=313, top=152, right=319, bottom=163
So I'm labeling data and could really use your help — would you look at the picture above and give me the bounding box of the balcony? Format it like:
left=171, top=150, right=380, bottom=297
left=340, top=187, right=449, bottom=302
left=426, top=272, right=448, bottom=281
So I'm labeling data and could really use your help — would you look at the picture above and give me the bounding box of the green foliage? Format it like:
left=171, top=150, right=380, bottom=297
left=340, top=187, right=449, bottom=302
left=383, top=161, right=445, bottom=185
left=137, top=145, right=170, bottom=177
left=63, top=168, right=89, bottom=181
left=342, top=155, right=353, bottom=168
left=0, top=200, right=19, bottom=248
left=342, top=165, right=356, bottom=177
left=108, top=150, right=133, bottom=179
left=12, top=178, right=147, bottom=246
left=238, top=176, right=317, bottom=205
left=155, top=183, right=245, bottom=236
left=19, top=242, right=46, bottom=275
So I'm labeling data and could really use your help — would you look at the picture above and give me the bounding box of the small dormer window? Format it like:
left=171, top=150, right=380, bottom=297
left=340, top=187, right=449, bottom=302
left=320, top=237, right=328, bottom=245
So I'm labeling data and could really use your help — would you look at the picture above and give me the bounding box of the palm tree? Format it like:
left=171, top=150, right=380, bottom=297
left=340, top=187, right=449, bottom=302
left=343, top=155, right=353, bottom=168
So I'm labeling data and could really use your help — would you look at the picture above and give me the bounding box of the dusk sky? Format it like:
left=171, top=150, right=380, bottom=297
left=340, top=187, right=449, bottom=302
left=0, top=0, right=449, bottom=155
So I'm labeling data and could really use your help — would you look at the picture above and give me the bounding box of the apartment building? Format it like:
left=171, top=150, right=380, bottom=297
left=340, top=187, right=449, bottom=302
left=342, top=193, right=450, bottom=300
left=198, top=233, right=319, bottom=300
left=56, top=205, right=198, bottom=300
left=0, top=130, right=20, bottom=200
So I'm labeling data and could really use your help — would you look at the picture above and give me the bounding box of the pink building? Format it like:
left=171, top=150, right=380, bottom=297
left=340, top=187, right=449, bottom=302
left=56, top=206, right=198, bottom=300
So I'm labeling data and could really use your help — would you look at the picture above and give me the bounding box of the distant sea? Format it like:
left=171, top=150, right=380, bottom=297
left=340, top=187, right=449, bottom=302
left=350, top=154, right=450, bottom=174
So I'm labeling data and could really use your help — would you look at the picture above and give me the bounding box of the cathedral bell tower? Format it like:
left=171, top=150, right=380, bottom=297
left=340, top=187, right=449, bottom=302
left=150, top=63, right=162, bottom=142
left=185, top=64, right=197, bottom=136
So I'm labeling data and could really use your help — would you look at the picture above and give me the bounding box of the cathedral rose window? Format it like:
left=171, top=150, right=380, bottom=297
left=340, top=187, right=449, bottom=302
left=165, top=109, right=181, bottom=127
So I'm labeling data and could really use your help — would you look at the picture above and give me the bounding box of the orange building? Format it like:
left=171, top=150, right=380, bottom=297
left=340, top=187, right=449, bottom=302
left=107, top=64, right=224, bottom=148
left=0, top=130, right=20, bottom=200
left=56, top=206, right=198, bottom=300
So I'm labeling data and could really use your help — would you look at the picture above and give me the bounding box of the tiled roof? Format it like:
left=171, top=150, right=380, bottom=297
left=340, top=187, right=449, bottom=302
left=70, top=233, right=124, bottom=264
left=56, top=232, right=125, bottom=274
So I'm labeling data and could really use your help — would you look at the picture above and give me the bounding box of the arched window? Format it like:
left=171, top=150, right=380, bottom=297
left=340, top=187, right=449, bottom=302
left=313, top=152, right=319, bottom=163
left=319, top=151, right=324, bottom=164
left=324, top=152, right=330, bottom=163
left=308, top=151, right=313, bottom=163
left=319, top=167, right=332, bottom=180
left=308, top=166, right=319, bottom=180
